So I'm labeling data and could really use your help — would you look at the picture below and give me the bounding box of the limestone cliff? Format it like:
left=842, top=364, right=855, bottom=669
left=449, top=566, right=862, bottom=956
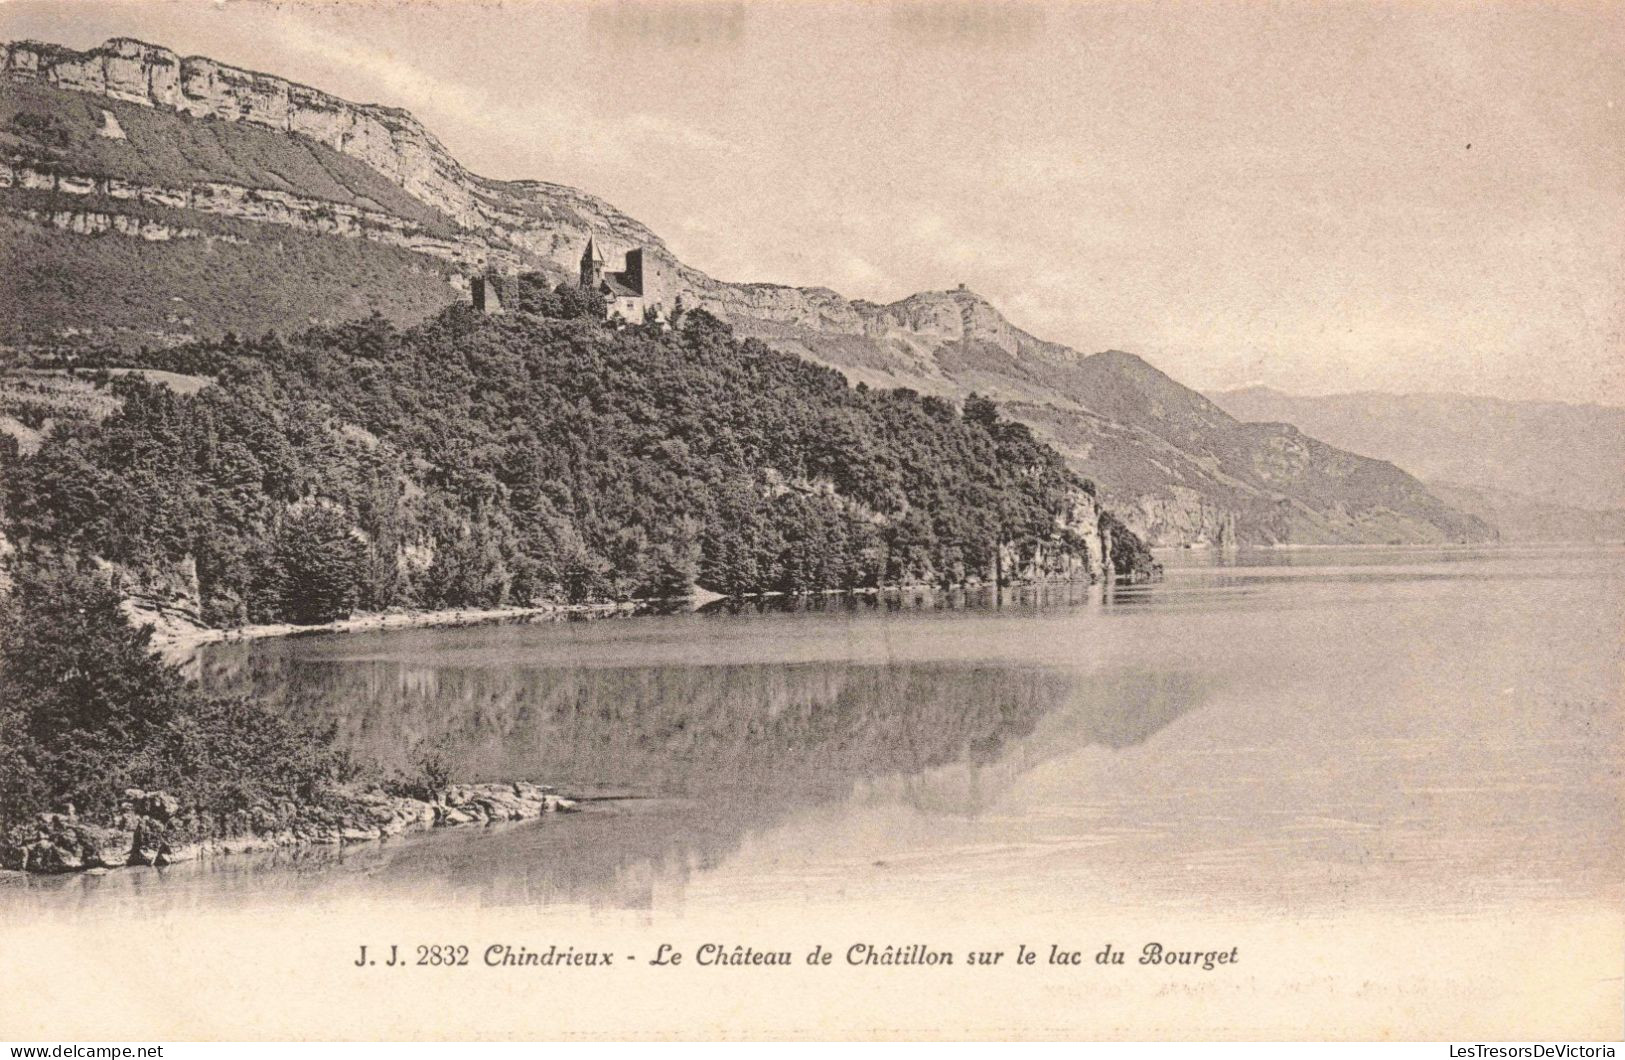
left=994, top=488, right=1116, bottom=586
left=2, top=37, right=695, bottom=284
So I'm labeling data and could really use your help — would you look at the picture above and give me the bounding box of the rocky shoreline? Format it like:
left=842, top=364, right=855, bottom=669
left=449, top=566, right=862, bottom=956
left=1, top=781, right=576, bottom=875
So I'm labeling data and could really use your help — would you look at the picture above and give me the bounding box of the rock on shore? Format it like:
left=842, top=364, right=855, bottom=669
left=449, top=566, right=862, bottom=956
left=0, top=781, right=575, bottom=875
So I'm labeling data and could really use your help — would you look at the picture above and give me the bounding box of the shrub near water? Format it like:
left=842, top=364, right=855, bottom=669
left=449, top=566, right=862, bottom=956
left=0, top=557, right=350, bottom=836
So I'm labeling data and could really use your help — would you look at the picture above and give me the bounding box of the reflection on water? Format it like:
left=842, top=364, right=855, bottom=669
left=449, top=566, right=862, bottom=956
left=4, top=546, right=1620, bottom=920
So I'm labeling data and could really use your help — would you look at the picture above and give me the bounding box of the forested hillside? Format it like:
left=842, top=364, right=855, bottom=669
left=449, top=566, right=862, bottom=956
left=1, top=282, right=1156, bottom=629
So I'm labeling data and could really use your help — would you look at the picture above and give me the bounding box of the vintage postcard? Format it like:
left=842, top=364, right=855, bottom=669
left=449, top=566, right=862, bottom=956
left=0, top=0, right=1620, bottom=1043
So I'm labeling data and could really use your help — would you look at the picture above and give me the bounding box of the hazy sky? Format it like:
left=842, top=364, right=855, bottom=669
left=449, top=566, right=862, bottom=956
left=4, top=0, right=1621, bottom=404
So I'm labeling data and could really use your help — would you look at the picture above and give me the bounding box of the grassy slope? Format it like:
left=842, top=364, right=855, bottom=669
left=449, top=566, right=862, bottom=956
left=1, top=79, right=478, bottom=346
left=0, top=210, right=464, bottom=345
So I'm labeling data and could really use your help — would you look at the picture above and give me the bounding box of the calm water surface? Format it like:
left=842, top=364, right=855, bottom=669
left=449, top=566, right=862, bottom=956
left=8, top=546, right=1621, bottom=918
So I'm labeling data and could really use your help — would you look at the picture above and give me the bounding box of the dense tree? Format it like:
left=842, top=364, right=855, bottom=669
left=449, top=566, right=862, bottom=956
left=272, top=502, right=369, bottom=624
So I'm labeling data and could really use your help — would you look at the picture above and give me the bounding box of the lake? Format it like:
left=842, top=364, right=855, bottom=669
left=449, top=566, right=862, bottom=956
left=4, top=545, right=1620, bottom=1038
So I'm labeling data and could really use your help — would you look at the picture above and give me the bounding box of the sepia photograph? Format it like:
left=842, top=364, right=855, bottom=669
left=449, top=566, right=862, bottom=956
left=0, top=0, right=1620, bottom=1045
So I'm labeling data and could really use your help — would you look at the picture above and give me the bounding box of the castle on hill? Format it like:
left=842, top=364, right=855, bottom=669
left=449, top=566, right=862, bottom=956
left=471, top=239, right=668, bottom=321
left=579, top=238, right=667, bottom=321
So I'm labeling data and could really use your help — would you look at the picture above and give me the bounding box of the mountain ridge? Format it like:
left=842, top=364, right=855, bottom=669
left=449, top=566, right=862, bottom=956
left=1217, top=383, right=1625, bottom=415
left=1, top=36, right=1495, bottom=547
left=1208, top=385, right=1625, bottom=528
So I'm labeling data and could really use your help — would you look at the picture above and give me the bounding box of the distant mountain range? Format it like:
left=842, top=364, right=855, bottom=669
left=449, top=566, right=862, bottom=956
left=1209, top=387, right=1625, bottom=542
left=0, top=37, right=1497, bottom=547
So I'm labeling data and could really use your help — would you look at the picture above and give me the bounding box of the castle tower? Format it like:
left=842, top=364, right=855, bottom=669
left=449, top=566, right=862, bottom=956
left=579, top=237, right=606, bottom=290
left=622, top=247, right=644, bottom=292
left=576, top=238, right=667, bottom=322
left=471, top=273, right=504, bottom=315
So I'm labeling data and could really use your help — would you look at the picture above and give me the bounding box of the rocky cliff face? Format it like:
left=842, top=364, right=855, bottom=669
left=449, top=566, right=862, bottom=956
left=5, top=38, right=474, bottom=213
left=994, top=487, right=1117, bottom=586
left=2, top=37, right=696, bottom=283
left=1126, top=488, right=1238, bottom=548
left=1, top=36, right=1494, bottom=547
left=8, top=37, right=522, bottom=233
left=0, top=158, right=521, bottom=271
